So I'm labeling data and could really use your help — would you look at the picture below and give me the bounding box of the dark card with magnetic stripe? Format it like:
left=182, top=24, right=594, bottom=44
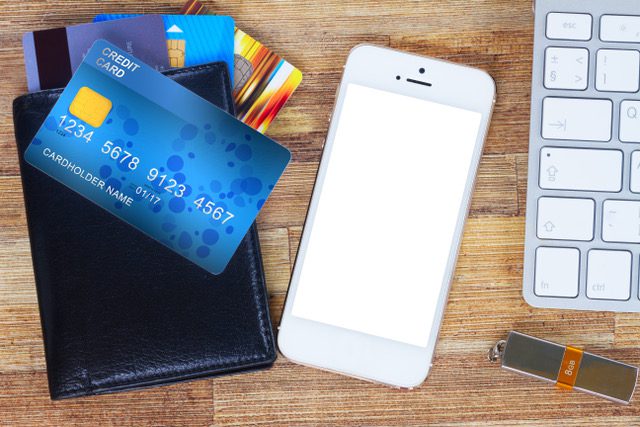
left=23, top=15, right=169, bottom=92
left=32, top=28, right=72, bottom=90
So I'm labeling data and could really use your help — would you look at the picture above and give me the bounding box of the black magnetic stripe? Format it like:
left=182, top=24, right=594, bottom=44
left=33, top=28, right=72, bottom=90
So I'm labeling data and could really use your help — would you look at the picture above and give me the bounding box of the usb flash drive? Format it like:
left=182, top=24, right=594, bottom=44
left=489, top=331, right=638, bottom=404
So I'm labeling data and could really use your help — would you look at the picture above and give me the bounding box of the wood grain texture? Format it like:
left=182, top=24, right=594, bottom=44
left=1, top=0, right=639, bottom=425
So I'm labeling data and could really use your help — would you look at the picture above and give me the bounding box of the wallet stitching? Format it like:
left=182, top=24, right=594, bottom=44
left=58, top=353, right=272, bottom=397
left=58, top=352, right=270, bottom=396
left=247, top=227, right=275, bottom=353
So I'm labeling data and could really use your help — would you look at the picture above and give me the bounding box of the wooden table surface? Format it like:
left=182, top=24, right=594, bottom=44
left=2, top=0, right=640, bottom=425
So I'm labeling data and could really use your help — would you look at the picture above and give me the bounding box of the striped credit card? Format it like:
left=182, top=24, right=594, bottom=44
left=181, top=0, right=302, bottom=133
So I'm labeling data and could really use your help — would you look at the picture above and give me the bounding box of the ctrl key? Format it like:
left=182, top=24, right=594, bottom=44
left=586, top=250, right=631, bottom=301
left=535, top=247, right=579, bottom=298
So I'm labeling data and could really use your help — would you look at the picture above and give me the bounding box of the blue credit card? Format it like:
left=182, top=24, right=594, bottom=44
left=94, top=14, right=234, bottom=83
left=24, top=39, right=291, bottom=275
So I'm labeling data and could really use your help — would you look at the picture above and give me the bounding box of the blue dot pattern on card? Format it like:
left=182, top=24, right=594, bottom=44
left=24, top=39, right=290, bottom=275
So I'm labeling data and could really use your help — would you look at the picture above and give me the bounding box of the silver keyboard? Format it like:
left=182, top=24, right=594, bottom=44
left=524, top=0, right=640, bottom=311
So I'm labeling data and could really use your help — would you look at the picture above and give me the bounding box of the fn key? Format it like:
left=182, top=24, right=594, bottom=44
left=535, top=247, right=579, bottom=298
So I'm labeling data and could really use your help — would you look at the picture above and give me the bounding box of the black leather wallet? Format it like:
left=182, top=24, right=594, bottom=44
left=12, top=62, right=276, bottom=399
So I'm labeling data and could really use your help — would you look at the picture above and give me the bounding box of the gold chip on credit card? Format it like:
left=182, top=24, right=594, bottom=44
left=167, top=39, right=186, bottom=68
left=69, top=86, right=112, bottom=128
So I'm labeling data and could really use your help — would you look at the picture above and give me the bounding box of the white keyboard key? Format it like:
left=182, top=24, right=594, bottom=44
left=547, top=13, right=592, bottom=41
left=620, top=101, right=640, bottom=143
left=631, top=151, right=640, bottom=192
left=602, top=200, right=640, bottom=243
left=601, top=15, right=640, bottom=43
left=542, top=97, right=612, bottom=141
left=544, top=47, right=588, bottom=90
left=596, top=49, right=640, bottom=92
left=539, top=147, right=622, bottom=192
left=587, top=250, right=631, bottom=301
left=535, top=247, right=579, bottom=297
left=537, top=197, right=594, bottom=241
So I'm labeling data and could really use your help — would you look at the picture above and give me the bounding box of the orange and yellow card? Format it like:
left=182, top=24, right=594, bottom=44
left=181, top=0, right=302, bottom=133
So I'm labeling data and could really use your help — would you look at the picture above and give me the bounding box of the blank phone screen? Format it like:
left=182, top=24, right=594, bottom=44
left=291, top=83, right=482, bottom=348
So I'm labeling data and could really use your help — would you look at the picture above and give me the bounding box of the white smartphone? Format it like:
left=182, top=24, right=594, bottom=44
left=278, top=45, right=495, bottom=388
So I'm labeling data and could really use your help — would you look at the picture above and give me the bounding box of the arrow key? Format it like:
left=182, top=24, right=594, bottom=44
left=542, top=97, right=612, bottom=141
left=539, top=147, right=622, bottom=192
left=537, top=197, right=595, bottom=241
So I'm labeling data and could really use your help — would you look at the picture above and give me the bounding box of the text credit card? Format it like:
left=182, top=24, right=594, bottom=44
left=24, top=40, right=291, bottom=275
